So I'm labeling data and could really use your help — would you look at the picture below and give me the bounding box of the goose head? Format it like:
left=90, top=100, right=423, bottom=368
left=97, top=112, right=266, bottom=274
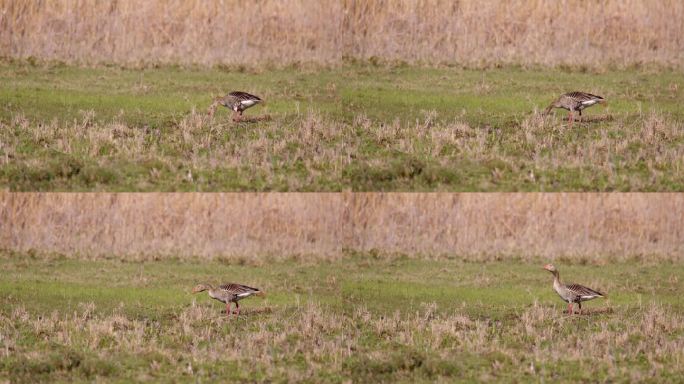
left=192, top=283, right=213, bottom=293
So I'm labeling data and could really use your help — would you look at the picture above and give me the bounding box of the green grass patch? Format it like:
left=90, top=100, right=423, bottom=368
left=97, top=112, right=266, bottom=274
left=1, top=252, right=683, bottom=382
left=2, top=61, right=684, bottom=191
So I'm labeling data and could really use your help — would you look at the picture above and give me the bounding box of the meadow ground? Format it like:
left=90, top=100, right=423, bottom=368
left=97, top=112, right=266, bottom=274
left=1, top=251, right=683, bottom=382
left=1, top=61, right=684, bottom=191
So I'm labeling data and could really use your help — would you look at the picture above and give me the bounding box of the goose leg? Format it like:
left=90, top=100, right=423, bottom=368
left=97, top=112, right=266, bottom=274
left=226, top=302, right=232, bottom=318
left=235, top=302, right=240, bottom=316
left=567, top=302, right=573, bottom=314
left=578, top=302, right=582, bottom=315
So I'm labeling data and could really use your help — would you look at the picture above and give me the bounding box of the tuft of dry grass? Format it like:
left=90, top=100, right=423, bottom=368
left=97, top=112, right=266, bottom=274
left=2, top=191, right=684, bottom=262
left=1, top=0, right=684, bottom=68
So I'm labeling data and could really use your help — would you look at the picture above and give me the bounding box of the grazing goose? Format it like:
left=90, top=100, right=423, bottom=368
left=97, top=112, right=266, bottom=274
left=192, top=283, right=264, bottom=317
left=207, top=91, right=263, bottom=122
left=543, top=91, right=605, bottom=127
left=542, top=264, right=605, bottom=314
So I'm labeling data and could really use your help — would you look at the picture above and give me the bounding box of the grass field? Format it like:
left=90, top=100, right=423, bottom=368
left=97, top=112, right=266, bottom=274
left=2, top=61, right=683, bottom=191
left=1, top=251, right=683, bottom=382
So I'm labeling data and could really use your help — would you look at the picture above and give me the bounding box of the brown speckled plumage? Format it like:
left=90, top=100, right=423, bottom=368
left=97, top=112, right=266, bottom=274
left=192, top=282, right=264, bottom=317
left=207, top=91, right=262, bottom=121
left=542, top=264, right=605, bottom=314
left=544, top=91, right=605, bottom=126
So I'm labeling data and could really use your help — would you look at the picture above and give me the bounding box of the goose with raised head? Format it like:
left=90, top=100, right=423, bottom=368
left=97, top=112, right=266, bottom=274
left=542, top=264, right=605, bottom=314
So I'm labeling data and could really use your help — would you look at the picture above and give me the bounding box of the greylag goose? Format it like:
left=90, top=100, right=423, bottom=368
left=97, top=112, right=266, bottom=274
left=192, top=283, right=264, bottom=317
left=207, top=91, right=263, bottom=121
left=542, top=264, right=605, bottom=314
left=543, top=91, right=605, bottom=127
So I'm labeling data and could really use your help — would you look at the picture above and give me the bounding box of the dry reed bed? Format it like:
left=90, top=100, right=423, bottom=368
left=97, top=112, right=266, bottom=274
left=2, top=0, right=684, bottom=67
left=3, top=301, right=683, bottom=381
left=2, top=192, right=683, bottom=261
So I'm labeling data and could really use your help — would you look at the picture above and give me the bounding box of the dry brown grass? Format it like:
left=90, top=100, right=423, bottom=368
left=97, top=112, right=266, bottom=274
left=2, top=0, right=683, bottom=67
left=2, top=192, right=683, bottom=262
left=3, top=109, right=684, bottom=192
left=3, top=301, right=683, bottom=381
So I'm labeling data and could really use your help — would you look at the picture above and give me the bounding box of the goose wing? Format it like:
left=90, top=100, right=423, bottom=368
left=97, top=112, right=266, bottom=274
left=219, top=283, right=262, bottom=297
left=566, top=91, right=604, bottom=104
left=566, top=283, right=605, bottom=299
left=228, top=91, right=262, bottom=102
